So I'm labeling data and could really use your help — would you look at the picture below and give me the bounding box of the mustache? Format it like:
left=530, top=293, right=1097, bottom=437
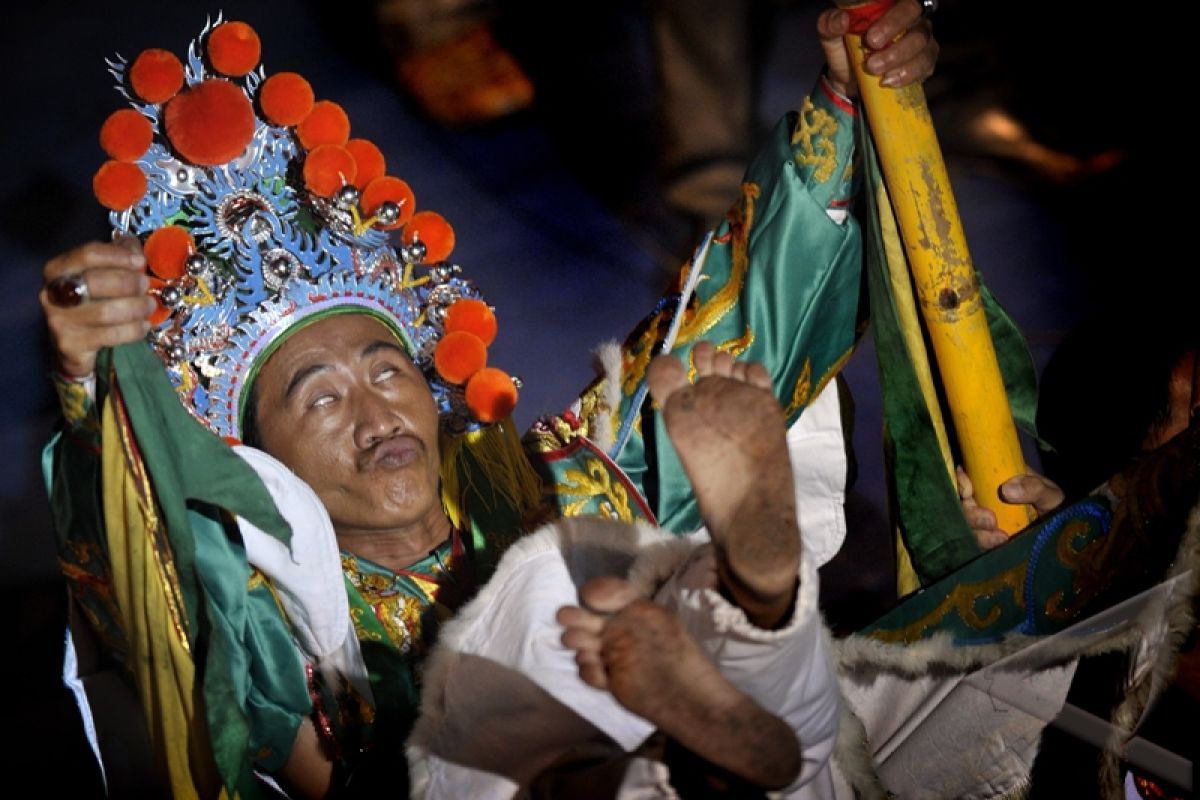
left=360, top=433, right=425, bottom=470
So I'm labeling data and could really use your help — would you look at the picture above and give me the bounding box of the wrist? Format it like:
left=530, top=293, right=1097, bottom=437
left=821, top=69, right=856, bottom=101
left=53, top=368, right=95, bottom=384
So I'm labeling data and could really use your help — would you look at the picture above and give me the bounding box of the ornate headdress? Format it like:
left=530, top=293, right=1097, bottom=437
left=95, top=15, right=518, bottom=440
left=94, top=16, right=539, bottom=526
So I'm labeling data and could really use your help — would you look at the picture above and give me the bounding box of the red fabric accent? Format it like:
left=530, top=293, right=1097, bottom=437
left=819, top=74, right=857, bottom=116
left=845, top=0, right=893, bottom=35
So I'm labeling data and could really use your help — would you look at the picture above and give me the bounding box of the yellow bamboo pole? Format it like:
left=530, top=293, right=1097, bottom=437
left=836, top=0, right=1034, bottom=535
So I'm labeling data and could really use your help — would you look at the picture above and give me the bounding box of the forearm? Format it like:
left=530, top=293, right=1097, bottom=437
left=655, top=546, right=841, bottom=790
left=664, top=685, right=802, bottom=791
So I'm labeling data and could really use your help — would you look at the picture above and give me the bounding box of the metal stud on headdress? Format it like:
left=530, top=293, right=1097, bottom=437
left=94, top=15, right=518, bottom=442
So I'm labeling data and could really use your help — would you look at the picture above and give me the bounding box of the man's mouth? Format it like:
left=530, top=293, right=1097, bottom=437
left=366, top=435, right=422, bottom=470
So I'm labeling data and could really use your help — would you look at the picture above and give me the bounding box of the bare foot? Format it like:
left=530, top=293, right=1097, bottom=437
left=647, top=341, right=800, bottom=628
left=557, top=577, right=801, bottom=789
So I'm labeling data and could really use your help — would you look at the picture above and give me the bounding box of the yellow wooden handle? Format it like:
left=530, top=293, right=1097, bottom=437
left=843, top=23, right=1035, bottom=535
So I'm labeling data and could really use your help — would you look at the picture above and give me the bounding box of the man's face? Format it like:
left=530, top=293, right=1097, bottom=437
left=253, top=313, right=443, bottom=537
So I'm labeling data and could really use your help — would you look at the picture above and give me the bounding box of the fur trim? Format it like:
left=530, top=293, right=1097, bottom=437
left=409, top=517, right=693, bottom=761
left=1098, top=500, right=1200, bottom=797
left=832, top=702, right=887, bottom=800
left=832, top=497, right=1200, bottom=797
left=587, top=340, right=624, bottom=452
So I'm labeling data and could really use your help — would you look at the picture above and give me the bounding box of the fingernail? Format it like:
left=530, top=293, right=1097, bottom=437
left=129, top=253, right=146, bottom=267
left=866, top=56, right=884, bottom=74
left=138, top=275, right=150, bottom=293
left=880, top=74, right=900, bottom=88
left=1000, top=481, right=1020, bottom=502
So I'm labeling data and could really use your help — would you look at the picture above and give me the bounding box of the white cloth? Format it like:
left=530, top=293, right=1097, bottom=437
left=789, top=381, right=847, bottom=569
left=232, top=445, right=371, bottom=701
left=408, top=517, right=841, bottom=799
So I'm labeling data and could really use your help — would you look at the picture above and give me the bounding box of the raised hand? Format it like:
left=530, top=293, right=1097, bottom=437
left=817, top=0, right=938, bottom=98
left=40, top=238, right=154, bottom=378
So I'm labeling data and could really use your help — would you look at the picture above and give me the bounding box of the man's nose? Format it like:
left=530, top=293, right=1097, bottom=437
left=352, top=391, right=403, bottom=449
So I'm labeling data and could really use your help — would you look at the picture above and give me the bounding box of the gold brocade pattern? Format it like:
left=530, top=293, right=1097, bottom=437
left=342, top=554, right=427, bottom=654
left=246, top=569, right=265, bottom=592
left=782, top=359, right=813, bottom=418
left=674, top=184, right=757, bottom=346
left=621, top=306, right=674, bottom=398
left=556, top=457, right=634, bottom=522
left=59, top=541, right=124, bottom=653
left=685, top=326, right=756, bottom=383
left=524, top=415, right=582, bottom=454
left=113, top=393, right=192, bottom=654
left=791, top=95, right=839, bottom=183
left=868, top=561, right=1027, bottom=644
left=784, top=346, right=855, bottom=418
left=575, top=379, right=609, bottom=441
left=1044, top=518, right=1110, bottom=620
left=53, top=374, right=98, bottom=432
left=349, top=607, right=384, bottom=643
left=621, top=183, right=758, bottom=399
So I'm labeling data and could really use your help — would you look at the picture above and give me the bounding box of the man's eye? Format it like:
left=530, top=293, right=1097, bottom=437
left=310, top=394, right=336, bottom=408
left=374, top=367, right=398, bottom=383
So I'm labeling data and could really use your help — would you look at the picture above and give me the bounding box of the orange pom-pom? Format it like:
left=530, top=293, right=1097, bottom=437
left=403, top=211, right=455, bottom=263
left=433, top=330, right=487, bottom=384
left=443, top=298, right=497, bottom=346
left=466, top=367, right=518, bottom=423
left=259, top=72, right=314, bottom=126
left=93, top=160, right=147, bottom=210
left=99, top=109, right=153, bottom=162
left=207, top=21, right=261, bottom=77
left=296, top=100, right=350, bottom=149
left=144, top=225, right=195, bottom=280
left=346, top=139, right=386, bottom=189
left=129, top=49, right=184, bottom=104
left=164, top=79, right=256, bottom=166
left=147, top=277, right=173, bottom=326
left=304, top=145, right=357, bottom=198
left=360, top=176, right=415, bottom=229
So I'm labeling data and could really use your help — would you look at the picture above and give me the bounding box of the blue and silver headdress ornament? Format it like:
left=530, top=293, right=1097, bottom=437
left=92, top=15, right=519, bottom=445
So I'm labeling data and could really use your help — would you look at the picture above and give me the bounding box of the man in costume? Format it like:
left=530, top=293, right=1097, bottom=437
left=40, top=4, right=938, bottom=797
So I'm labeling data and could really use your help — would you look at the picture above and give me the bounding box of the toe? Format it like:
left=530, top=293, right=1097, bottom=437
left=648, top=353, right=689, bottom=407
left=746, top=361, right=772, bottom=390
left=580, top=576, right=643, bottom=614
left=691, top=341, right=717, bottom=378
left=710, top=349, right=735, bottom=377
